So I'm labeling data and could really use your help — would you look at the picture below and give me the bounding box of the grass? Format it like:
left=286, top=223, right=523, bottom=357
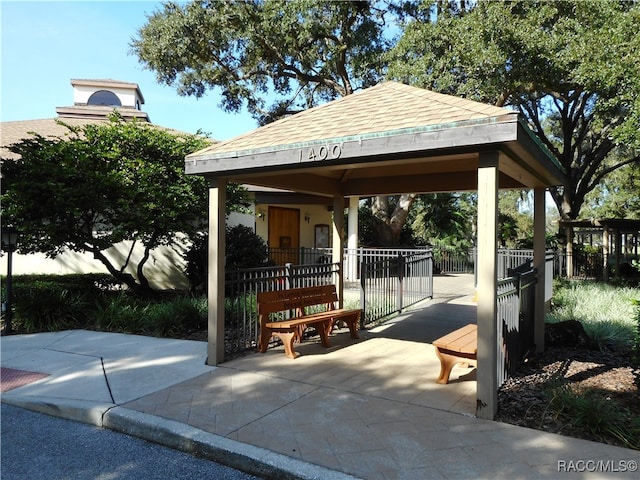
left=546, top=279, right=640, bottom=349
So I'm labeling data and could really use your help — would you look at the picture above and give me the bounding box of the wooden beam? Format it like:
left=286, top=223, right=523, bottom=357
left=234, top=173, right=341, bottom=197
left=344, top=171, right=479, bottom=196
left=533, top=187, right=546, bottom=353
left=476, top=151, right=499, bottom=420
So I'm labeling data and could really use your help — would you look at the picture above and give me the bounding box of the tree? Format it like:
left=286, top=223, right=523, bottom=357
left=388, top=0, right=640, bottom=225
left=132, top=0, right=416, bottom=246
left=410, top=193, right=476, bottom=248
left=1, top=115, right=249, bottom=295
left=497, top=191, right=534, bottom=248
left=582, top=148, right=640, bottom=220
left=131, top=0, right=388, bottom=123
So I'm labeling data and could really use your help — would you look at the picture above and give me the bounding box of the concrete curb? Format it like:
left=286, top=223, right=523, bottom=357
left=104, top=407, right=362, bottom=480
left=1, top=396, right=112, bottom=426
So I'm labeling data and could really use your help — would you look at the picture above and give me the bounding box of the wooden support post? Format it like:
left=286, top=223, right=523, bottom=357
left=476, top=152, right=499, bottom=420
left=603, top=227, right=610, bottom=281
left=207, top=179, right=226, bottom=366
left=533, top=188, right=546, bottom=353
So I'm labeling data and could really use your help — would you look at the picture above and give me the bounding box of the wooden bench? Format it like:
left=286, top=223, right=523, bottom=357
left=432, top=324, right=477, bottom=384
left=257, top=285, right=362, bottom=359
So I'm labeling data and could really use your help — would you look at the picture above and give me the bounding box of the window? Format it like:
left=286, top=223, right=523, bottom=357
left=87, top=90, right=122, bottom=107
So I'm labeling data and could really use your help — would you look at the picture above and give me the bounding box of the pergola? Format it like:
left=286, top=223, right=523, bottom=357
left=185, top=82, right=566, bottom=419
left=559, top=218, right=640, bottom=280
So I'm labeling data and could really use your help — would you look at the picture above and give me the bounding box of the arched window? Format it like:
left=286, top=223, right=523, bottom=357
left=87, top=90, right=122, bottom=107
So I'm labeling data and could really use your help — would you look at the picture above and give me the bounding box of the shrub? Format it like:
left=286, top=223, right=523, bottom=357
left=92, top=293, right=150, bottom=334
left=543, top=374, right=640, bottom=449
left=144, top=297, right=207, bottom=337
left=11, top=281, right=91, bottom=332
left=183, top=226, right=269, bottom=292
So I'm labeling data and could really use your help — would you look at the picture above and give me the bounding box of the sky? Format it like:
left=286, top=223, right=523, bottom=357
left=0, top=0, right=258, bottom=140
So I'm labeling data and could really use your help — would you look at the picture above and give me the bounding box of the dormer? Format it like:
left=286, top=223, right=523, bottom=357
left=56, top=79, right=150, bottom=122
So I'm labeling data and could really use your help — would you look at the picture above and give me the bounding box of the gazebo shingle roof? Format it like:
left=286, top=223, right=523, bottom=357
left=189, top=82, right=515, bottom=159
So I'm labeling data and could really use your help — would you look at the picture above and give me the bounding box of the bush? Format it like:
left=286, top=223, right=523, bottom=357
left=2, top=274, right=207, bottom=339
left=11, top=281, right=92, bottom=332
left=183, top=226, right=269, bottom=292
left=92, top=293, right=150, bottom=334
left=144, top=297, right=207, bottom=337
left=543, top=373, right=640, bottom=449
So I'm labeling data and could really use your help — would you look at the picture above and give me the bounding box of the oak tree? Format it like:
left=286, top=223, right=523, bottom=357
left=388, top=0, right=640, bottom=224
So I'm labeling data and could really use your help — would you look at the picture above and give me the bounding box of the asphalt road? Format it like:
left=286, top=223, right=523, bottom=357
left=1, top=403, right=262, bottom=480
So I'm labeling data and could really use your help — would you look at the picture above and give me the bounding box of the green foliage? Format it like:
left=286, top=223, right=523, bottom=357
left=547, top=280, right=639, bottom=350
left=11, top=281, right=91, bottom=332
left=92, top=293, right=151, bottom=334
left=583, top=153, right=640, bottom=220
left=410, top=193, right=476, bottom=248
left=183, top=226, right=269, bottom=292
left=498, top=191, right=534, bottom=248
left=542, top=373, right=640, bottom=450
left=4, top=274, right=207, bottom=338
left=132, top=0, right=389, bottom=124
left=225, top=225, right=270, bottom=269
left=1, top=115, right=211, bottom=293
left=388, top=0, right=640, bottom=222
left=225, top=292, right=258, bottom=329
left=144, top=297, right=207, bottom=337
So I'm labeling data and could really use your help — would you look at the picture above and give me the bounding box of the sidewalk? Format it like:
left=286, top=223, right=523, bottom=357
left=2, top=279, right=639, bottom=479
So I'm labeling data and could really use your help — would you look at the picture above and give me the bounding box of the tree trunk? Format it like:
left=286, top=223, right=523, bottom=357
left=92, top=247, right=152, bottom=296
left=371, top=194, right=417, bottom=246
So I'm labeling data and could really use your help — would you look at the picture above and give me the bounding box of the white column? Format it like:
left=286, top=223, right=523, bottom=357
left=533, top=187, right=546, bottom=353
left=207, top=179, right=226, bottom=366
left=476, top=152, right=499, bottom=420
left=347, top=196, right=359, bottom=281
left=332, top=196, right=345, bottom=307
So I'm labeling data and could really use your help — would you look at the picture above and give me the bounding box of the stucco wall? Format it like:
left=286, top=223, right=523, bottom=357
left=0, top=240, right=189, bottom=291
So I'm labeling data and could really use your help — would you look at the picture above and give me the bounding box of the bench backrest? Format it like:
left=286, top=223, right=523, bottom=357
left=257, top=285, right=338, bottom=320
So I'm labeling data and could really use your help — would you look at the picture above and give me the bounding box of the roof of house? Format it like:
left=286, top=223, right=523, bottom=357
left=1, top=118, right=101, bottom=159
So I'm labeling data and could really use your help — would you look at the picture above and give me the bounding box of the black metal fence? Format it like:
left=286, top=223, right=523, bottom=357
left=223, top=250, right=435, bottom=358
left=359, top=250, right=434, bottom=327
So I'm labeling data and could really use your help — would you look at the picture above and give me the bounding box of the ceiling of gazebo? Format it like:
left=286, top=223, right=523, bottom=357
left=186, top=82, right=566, bottom=197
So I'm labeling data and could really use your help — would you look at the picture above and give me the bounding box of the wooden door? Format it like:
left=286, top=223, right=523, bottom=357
left=268, top=206, right=300, bottom=264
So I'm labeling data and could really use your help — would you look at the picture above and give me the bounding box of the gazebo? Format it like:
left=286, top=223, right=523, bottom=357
left=185, top=82, right=566, bottom=419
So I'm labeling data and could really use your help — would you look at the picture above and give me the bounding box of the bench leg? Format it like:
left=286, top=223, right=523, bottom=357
left=277, top=332, right=299, bottom=359
left=328, top=312, right=361, bottom=340
left=314, top=321, right=331, bottom=348
left=434, top=349, right=476, bottom=384
left=345, top=312, right=361, bottom=339
left=257, top=327, right=273, bottom=354
left=435, top=349, right=459, bottom=384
